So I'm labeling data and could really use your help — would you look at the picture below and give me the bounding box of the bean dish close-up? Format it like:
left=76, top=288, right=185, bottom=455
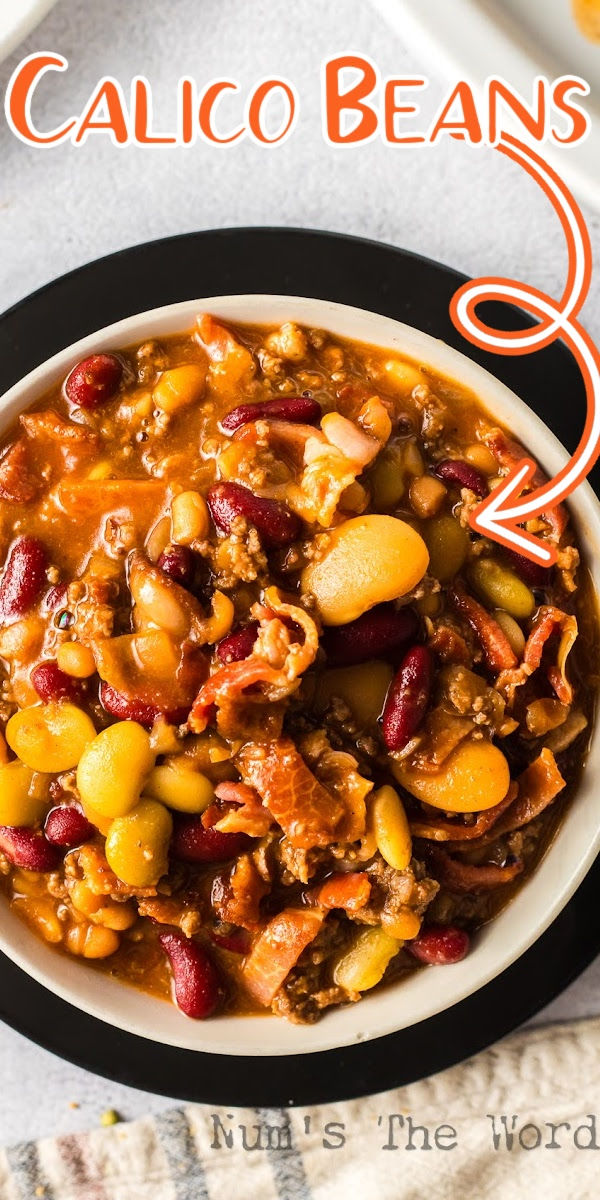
left=0, top=313, right=596, bottom=1024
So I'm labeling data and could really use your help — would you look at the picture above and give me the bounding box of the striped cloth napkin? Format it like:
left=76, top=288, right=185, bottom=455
left=2, top=1015, right=600, bottom=1199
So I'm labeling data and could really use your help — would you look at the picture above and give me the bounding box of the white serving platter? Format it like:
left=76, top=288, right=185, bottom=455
left=372, top=0, right=600, bottom=211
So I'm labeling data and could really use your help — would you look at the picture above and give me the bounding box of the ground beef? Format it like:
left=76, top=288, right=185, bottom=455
left=271, top=915, right=350, bottom=1023
left=358, top=854, right=439, bottom=927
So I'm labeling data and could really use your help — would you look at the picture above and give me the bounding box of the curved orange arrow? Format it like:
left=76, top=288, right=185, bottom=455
left=450, top=133, right=600, bottom=566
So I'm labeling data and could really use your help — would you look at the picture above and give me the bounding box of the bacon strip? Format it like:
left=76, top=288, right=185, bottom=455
left=449, top=585, right=518, bottom=671
left=423, top=846, right=524, bottom=892
left=0, top=439, right=39, bottom=503
left=496, top=606, right=578, bottom=704
left=492, top=748, right=566, bottom=836
left=236, top=738, right=348, bottom=849
left=242, top=908, right=325, bottom=1005
left=427, top=624, right=470, bottom=665
left=213, top=781, right=275, bottom=838
left=484, top=427, right=568, bottom=540
left=21, top=409, right=98, bottom=445
left=189, top=588, right=319, bottom=732
left=212, top=855, right=268, bottom=930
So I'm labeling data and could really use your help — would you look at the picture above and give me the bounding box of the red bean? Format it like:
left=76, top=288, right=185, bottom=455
left=216, top=622, right=260, bottom=664
left=65, top=354, right=123, bottom=410
left=0, top=827, right=60, bottom=872
left=210, top=926, right=252, bottom=955
left=158, top=544, right=196, bottom=588
left=382, top=645, right=433, bottom=751
left=323, top=604, right=419, bottom=667
left=407, top=924, right=470, bottom=965
left=207, top=482, right=301, bottom=548
left=220, top=395, right=321, bottom=434
left=434, top=459, right=488, bottom=498
left=99, top=682, right=189, bottom=728
left=0, top=537, right=48, bottom=619
left=171, top=815, right=251, bottom=864
left=44, top=805, right=94, bottom=848
left=31, top=661, right=82, bottom=703
left=503, top=548, right=552, bottom=589
left=158, top=930, right=223, bottom=1018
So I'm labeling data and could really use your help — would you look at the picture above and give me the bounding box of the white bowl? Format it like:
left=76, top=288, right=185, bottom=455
left=1, top=295, right=599, bottom=1057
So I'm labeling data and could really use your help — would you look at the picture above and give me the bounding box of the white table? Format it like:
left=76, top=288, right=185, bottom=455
left=1, top=0, right=599, bottom=1145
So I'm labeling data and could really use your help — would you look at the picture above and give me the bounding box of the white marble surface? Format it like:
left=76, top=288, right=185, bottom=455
left=0, top=0, right=599, bottom=1147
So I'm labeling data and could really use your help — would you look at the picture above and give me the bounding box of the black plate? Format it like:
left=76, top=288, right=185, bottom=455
left=0, top=228, right=598, bottom=1106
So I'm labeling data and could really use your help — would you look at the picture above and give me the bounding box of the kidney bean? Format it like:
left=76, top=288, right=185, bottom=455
left=210, top=926, right=252, bottom=955
left=220, top=395, right=321, bottom=433
left=207, top=482, right=301, bottom=548
left=31, top=661, right=81, bottom=703
left=44, top=804, right=94, bottom=848
left=0, top=826, right=60, bottom=872
left=158, top=544, right=195, bottom=588
left=158, top=930, right=224, bottom=1018
left=171, top=814, right=251, bottom=864
left=503, top=548, right=552, bottom=589
left=65, top=354, right=123, bottom=410
left=382, top=645, right=433, bottom=751
left=407, top=924, right=470, bottom=965
left=99, top=682, right=189, bottom=728
left=0, top=537, right=49, bottom=619
left=323, top=604, right=419, bottom=667
left=216, top=622, right=260, bottom=664
left=434, top=459, right=488, bottom=498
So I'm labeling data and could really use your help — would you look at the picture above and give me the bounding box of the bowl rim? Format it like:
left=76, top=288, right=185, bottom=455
left=1, top=292, right=599, bottom=1057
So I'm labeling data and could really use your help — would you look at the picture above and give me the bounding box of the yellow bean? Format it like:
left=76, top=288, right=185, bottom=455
left=372, top=784, right=412, bottom=870
left=358, top=396, right=392, bottom=443
left=0, top=617, right=44, bottom=663
left=153, top=364, right=205, bottom=414
left=393, top=738, right=510, bottom=813
left=77, top=721, right=155, bottom=818
left=464, top=442, right=498, bottom=476
left=79, top=800, right=113, bottom=836
left=383, top=358, right=427, bottom=394
left=0, top=761, right=46, bottom=827
left=334, top=927, right=401, bottom=992
left=13, top=897, right=63, bottom=944
left=381, top=908, right=422, bottom=941
left=314, top=661, right=393, bottom=727
left=369, top=445, right=406, bottom=509
left=171, top=490, right=210, bottom=544
left=105, top=798, right=172, bottom=887
left=416, top=593, right=442, bottom=618
left=468, top=559, right=535, bottom=620
left=69, top=881, right=136, bottom=930
left=199, top=590, right=235, bottom=645
left=339, top=481, right=369, bottom=513
left=409, top=474, right=447, bottom=518
left=423, top=515, right=469, bottom=582
left=6, top=703, right=96, bottom=773
left=66, top=922, right=120, bottom=958
left=145, top=514, right=171, bottom=563
left=131, top=566, right=192, bottom=638
left=144, top=763, right=214, bottom=813
left=302, top=516, right=429, bottom=626
left=56, top=642, right=96, bottom=679
left=493, top=609, right=526, bottom=657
